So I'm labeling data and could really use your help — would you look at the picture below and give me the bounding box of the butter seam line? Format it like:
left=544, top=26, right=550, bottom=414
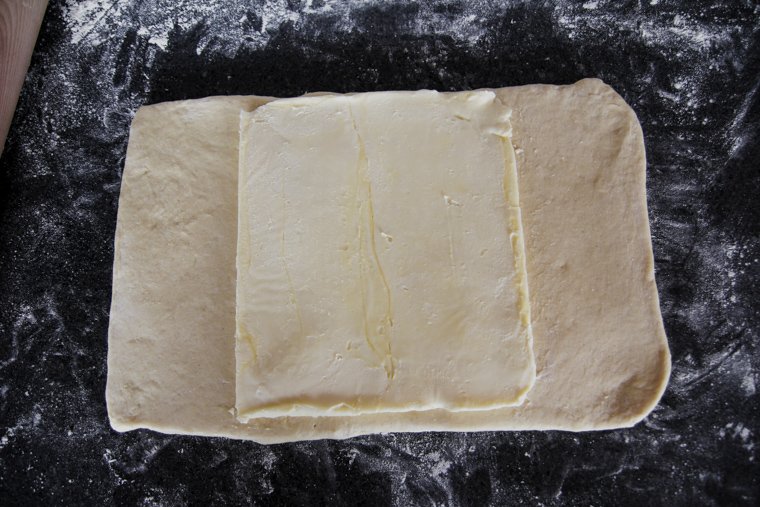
left=366, top=182, right=396, bottom=379
left=501, top=135, right=536, bottom=394
left=235, top=111, right=255, bottom=419
left=347, top=99, right=396, bottom=380
left=279, top=176, right=306, bottom=340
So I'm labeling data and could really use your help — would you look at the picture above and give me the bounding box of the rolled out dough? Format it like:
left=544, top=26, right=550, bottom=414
left=235, top=91, right=534, bottom=419
left=106, top=79, right=671, bottom=443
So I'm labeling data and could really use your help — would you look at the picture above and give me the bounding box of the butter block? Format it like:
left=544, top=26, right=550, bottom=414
left=235, top=91, right=534, bottom=420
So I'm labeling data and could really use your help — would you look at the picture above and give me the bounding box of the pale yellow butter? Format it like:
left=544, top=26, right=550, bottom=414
left=235, top=90, right=534, bottom=420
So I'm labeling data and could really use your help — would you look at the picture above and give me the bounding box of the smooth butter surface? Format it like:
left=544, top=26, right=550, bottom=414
left=235, top=91, right=535, bottom=420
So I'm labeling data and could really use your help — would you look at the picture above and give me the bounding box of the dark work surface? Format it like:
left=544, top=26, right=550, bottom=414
left=1, top=0, right=758, bottom=505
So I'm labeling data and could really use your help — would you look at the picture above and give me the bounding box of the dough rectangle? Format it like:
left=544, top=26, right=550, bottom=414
left=106, top=80, right=670, bottom=443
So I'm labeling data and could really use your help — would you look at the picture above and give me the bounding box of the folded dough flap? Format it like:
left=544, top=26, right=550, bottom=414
left=235, top=90, right=535, bottom=421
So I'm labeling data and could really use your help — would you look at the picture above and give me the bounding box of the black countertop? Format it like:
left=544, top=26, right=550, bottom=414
left=0, top=1, right=758, bottom=504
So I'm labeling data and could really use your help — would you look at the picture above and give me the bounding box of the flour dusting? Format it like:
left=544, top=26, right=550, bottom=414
left=63, top=0, right=497, bottom=56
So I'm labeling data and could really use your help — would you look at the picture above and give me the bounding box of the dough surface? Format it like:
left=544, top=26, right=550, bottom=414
left=236, top=91, right=534, bottom=419
left=106, top=79, right=671, bottom=443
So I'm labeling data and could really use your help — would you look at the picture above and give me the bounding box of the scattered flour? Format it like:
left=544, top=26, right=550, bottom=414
left=720, top=422, right=756, bottom=456
left=63, top=0, right=499, bottom=56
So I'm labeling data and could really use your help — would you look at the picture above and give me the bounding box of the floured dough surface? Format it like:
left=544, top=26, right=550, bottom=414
left=235, top=91, right=534, bottom=419
left=106, top=79, right=671, bottom=443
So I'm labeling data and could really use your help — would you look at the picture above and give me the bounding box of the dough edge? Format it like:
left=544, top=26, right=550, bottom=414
left=105, top=78, right=670, bottom=444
